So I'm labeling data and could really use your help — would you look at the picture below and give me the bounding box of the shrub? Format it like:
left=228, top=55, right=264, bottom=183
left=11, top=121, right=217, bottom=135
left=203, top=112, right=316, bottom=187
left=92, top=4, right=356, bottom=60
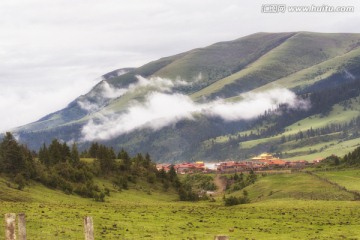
left=224, top=196, right=240, bottom=206
left=224, top=194, right=250, bottom=206
left=14, top=173, right=26, bottom=190
left=94, top=192, right=105, bottom=202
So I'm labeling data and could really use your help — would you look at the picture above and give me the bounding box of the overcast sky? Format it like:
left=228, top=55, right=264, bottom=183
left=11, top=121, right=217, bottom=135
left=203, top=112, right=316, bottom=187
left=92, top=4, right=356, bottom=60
left=1, top=0, right=360, bottom=132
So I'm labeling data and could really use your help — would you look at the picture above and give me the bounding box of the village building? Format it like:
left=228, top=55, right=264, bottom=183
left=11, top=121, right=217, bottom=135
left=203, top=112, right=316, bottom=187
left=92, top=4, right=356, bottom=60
left=251, top=153, right=286, bottom=168
left=157, top=155, right=319, bottom=175
left=285, top=160, right=309, bottom=168
left=156, top=164, right=171, bottom=172
left=156, top=162, right=213, bottom=174
left=174, top=162, right=205, bottom=174
left=217, top=161, right=247, bottom=173
left=252, top=153, right=274, bottom=161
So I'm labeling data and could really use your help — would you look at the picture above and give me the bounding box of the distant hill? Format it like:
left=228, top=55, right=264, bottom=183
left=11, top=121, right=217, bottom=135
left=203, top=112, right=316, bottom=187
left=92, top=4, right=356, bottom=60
left=12, top=32, right=360, bottom=162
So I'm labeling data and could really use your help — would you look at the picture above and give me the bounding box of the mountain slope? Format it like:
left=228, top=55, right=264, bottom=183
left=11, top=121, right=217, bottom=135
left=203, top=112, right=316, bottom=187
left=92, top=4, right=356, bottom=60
left=191, top=32, right=360, bottom=100
left=13, top=32, right=360, bottom=162
left=154, top=32, right=296, bottom=86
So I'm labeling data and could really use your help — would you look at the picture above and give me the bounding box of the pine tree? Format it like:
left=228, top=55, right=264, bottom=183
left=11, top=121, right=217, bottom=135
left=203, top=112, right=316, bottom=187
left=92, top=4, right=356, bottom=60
left=89, top=142, right=99, bottom=158
left=118, top=148, right=131, bottom=170
left=168, top=165, right=177, bottom=182
left=38, top=143, right=50, bottom=166
left=144, top=153, right=152, bottom=169
left=0, top=132, right=26, bottom=175
left=61, top=142, right=71, bottom=161
left=70, top=143, right=80, bottom=165
left=109, top=147, right=116, bottom=160
left=48, top=139, right=63, bottom=164
left=97, top=145, right=115, bottom=174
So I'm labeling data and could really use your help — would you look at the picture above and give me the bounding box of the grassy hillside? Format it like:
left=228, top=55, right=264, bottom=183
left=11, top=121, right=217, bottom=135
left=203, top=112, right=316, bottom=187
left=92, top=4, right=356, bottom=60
left=235, top=173, right=354, bottom=202
left=247, top=46, right=360, bottom=94
left=316, top=170, right=360, bottom=192
left=191, top=32, right=360, bottom=100
left=155, top=32, right=295, bottom=85
left=2, top=170, right=360, bottom=239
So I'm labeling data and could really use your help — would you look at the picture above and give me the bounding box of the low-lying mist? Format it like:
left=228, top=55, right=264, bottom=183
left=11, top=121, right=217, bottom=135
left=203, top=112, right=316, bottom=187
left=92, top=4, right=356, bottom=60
left=80, top=76, right=308, bottom=141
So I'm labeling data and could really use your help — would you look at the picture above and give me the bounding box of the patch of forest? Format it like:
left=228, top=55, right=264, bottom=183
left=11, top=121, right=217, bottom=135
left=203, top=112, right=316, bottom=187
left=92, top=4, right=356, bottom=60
left=0, top=132, right=197, bottom=202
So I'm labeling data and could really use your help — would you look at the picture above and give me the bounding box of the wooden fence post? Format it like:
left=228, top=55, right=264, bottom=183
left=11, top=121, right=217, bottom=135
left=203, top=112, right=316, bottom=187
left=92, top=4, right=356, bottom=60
left=214, top=235, right=229, bottom=240
left=4, top=213, right=16, bottom=240
left=18, top=213, right=26, bottom=240
left=84, top=216, right=94, bottom=240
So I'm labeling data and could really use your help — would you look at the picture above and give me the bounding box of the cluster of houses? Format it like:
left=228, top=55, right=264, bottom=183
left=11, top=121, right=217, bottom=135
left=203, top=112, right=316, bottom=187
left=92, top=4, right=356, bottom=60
left=156, top=153, right=324, bottom=174
left=156, top=162, right=206, bottom=174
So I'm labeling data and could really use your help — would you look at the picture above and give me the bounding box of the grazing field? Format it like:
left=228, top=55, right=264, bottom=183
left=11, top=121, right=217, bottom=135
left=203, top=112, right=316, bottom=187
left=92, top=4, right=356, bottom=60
left=236, top=172, right=355, bottom=202
left=316, top=170, right=360, bottom=192
left=1, top=172, right=360, bottom=239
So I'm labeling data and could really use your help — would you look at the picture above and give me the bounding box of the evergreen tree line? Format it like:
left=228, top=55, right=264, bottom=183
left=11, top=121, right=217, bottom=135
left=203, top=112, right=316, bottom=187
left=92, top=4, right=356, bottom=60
left=225, top=170, right=257, bottom=193
left=342, top=146, right=360, bottom=166
left=316, top=146, right=360, bottom=167
left=284, top=115, right=360, bottom=143
left=0, top=132, right=36, bottom=190
left=158, top=165, right=202, bottom=202
left=222, top=171, right=257, bottom=206
left=0, top=133, right=202, bottom=202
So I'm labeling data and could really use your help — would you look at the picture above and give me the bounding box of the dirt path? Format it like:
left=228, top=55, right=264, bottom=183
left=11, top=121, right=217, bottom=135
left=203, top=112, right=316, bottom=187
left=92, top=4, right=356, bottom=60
left=214, top=174, right=226, bottom=196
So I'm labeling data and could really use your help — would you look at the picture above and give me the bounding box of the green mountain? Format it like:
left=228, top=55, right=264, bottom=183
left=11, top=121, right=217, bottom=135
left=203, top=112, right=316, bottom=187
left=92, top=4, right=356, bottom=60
left=13, top=32, right=360, bottom=162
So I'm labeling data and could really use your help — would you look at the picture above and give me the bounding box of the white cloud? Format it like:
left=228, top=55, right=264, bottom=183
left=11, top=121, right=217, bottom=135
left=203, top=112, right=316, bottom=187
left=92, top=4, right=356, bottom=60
left=204, top=89, right=304, bottom=121
left=133, top=75, right=189, bottom=91
left=81, top=92, right=197, bottom=141
left=77, top=76, right=189, bottom=113
left=99, top=81, right=128, bottom=99
left=81, top=87, right=307, bottom=141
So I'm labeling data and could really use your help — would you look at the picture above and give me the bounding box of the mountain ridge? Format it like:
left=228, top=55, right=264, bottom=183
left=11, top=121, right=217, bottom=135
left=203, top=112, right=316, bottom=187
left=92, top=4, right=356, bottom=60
left=12, top=32, right=360, bottom=162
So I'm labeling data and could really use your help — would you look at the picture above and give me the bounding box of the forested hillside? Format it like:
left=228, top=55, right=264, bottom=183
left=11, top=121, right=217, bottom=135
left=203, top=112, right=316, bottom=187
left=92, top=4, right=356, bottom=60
left=0, top=133, right=198, bottom=201
left=9, top=32, right=360, bottom=162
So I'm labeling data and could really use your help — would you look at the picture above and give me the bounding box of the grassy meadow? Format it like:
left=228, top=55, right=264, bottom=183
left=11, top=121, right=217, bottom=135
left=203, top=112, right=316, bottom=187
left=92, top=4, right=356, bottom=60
left=315, top=170, right=360, bottom=192
left=2, top=170, right=360, bottom=239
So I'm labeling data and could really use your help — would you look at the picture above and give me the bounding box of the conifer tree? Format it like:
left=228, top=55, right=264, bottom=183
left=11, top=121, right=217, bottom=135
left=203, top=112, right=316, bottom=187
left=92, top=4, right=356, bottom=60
left=38, top=143, right=50, bottom=166
left=48, top=139, right=63, bottom=164
left=118, top=148, right=131, bottom=170
left=0, top=132, right=26, bottom=175
left=70, top=143, right=80, bottom=165
left=89, top=142, right=99, bottom=158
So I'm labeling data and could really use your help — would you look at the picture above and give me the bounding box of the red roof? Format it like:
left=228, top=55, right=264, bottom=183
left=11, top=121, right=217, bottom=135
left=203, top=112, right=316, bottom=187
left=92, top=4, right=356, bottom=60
left=259, top=159, right=286, bottom=165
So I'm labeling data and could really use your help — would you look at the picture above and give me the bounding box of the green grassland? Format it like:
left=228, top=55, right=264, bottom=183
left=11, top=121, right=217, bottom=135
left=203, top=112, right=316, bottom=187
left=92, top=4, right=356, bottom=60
left=2, top=170, right=360, bottom=239
left=235, top=172, right=354, bottom=202
left=316, top=170, right=360, bottom=192
left=247, top=46, right=360, bottom=94
left=155, top=32, right=296, bottom=84
left=200, top=133, right=349, bottom=161
left=285, top=96, right=360, bottom=134
left=285, top=138, right=360, bottom=161
left=191, top=32, right=360, bottom=100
